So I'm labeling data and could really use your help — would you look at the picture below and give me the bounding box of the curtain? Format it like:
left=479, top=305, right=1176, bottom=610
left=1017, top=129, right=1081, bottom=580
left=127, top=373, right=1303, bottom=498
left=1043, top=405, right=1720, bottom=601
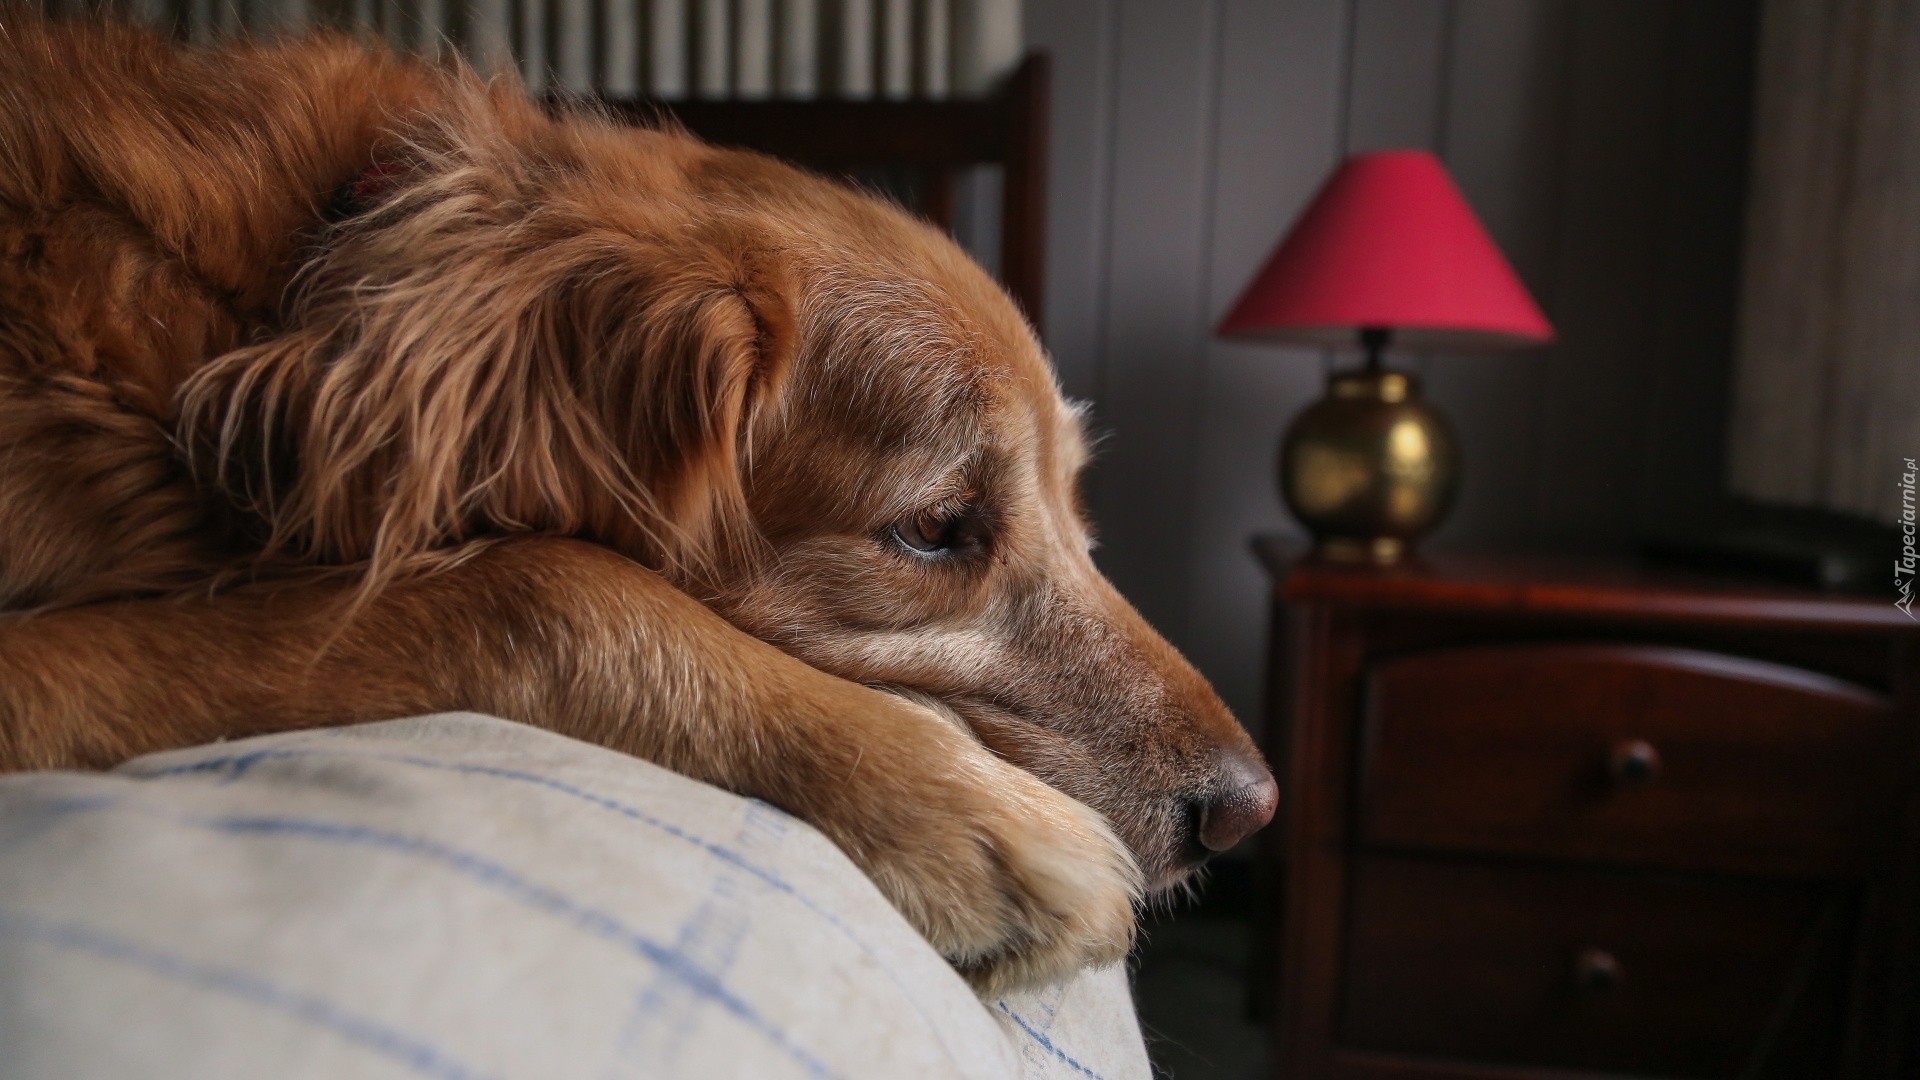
left=1729, top=0, right=1920, bottom=524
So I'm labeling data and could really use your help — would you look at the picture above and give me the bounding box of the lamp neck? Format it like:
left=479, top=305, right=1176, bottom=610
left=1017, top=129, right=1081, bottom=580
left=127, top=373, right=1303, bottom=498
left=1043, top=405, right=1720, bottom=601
left=1360, top=326, right=1392, bottom=373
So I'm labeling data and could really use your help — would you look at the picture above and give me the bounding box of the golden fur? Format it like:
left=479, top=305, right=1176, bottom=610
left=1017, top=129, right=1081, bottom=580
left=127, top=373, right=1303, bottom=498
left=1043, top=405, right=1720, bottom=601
left=0, top=13, right=1275, bottom=992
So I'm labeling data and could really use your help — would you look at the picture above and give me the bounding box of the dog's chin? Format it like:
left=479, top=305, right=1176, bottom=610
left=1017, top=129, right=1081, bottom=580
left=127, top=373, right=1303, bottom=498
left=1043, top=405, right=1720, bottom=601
left=883, top=688, right=1212, bottom=894
left=1144, top=837, right=1215, bottom=895
left=1147, top=865, right=1197, bottom=896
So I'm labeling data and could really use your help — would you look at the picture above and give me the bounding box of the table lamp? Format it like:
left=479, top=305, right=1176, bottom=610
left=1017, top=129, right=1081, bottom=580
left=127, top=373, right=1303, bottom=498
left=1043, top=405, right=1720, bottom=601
left=1217, top=149, right=1554, bottom=563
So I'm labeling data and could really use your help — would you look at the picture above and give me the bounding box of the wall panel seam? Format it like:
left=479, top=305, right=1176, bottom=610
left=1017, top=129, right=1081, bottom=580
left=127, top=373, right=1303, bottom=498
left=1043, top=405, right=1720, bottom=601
left=1175, top=0, right=1229, bottom=646
left=1089, top=0, right=1122, bottom=422
left=1630, top=0, right=1688, bottom=537
left=1433, top=0, right=1458, bottom=160
left=1326, top=0, right=1358, bottom=381
left=1524, top=1, right=1584, bottom=540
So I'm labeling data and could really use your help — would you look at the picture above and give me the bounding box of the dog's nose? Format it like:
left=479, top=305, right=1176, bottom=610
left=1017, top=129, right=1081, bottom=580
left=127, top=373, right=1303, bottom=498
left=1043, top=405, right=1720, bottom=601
left=1196, top=750, right=1278, bottom=852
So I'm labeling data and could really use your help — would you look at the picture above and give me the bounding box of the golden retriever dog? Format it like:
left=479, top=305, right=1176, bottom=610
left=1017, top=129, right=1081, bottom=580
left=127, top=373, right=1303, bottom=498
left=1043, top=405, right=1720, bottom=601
left=0, top=14, right=1276, bottom=991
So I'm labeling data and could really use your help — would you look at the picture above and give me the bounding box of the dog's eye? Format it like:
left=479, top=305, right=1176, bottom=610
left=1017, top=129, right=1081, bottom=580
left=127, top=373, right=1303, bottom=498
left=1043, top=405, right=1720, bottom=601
left=893, top=508, right=962, bottom=555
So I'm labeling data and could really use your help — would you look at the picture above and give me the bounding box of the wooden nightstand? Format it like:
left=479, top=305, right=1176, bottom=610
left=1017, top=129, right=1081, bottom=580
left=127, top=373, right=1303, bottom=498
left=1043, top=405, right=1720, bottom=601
left=1253, top=539, right=1920, bottom=1080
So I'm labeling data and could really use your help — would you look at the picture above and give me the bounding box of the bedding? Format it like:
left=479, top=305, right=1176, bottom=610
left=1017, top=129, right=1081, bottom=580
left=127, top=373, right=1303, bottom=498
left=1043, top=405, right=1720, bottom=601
left=0, top=713, right=1149, bottom=1079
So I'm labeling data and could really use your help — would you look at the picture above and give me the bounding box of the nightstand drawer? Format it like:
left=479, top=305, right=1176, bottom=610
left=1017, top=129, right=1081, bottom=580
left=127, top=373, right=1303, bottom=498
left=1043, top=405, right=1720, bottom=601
left=1339, top=855, right=1853, bottom=1079
left=1360, top=643, right=1901, bottom=875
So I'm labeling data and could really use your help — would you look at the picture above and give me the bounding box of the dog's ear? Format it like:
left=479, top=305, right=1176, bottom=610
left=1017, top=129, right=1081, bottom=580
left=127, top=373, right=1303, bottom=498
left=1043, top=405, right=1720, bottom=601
left=176, top=123, right=795, bottom=589
left=589, top=240, right=798, bottom=575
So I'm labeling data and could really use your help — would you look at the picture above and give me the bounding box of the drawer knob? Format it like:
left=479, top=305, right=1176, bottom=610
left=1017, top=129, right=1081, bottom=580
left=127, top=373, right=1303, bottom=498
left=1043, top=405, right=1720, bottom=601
left=1574, top=947, right=1624, bottom=992
left=1608, top=739, right=1661, bottom=787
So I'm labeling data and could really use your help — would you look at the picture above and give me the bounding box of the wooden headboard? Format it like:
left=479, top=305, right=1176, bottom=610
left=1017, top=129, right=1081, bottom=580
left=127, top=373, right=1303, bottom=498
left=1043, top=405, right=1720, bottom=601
left=598, top=54, right=1051, bottom=337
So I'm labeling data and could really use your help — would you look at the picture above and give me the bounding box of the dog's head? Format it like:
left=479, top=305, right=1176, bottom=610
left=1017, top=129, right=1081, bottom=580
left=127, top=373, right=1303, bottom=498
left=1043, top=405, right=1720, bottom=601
left=185, top=90, right=1275, bottom=891
left=697, top=170, right=1277, bottom=890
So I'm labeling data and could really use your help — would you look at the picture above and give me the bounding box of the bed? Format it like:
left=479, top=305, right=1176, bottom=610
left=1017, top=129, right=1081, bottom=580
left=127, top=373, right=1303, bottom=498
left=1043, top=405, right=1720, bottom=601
left=0, top=712, right=1148, bottom=1079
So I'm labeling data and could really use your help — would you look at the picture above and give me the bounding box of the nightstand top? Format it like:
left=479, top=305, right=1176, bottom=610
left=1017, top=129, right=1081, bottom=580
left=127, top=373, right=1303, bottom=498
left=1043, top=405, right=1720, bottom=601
left=1252, top=535, right=1917, bottom=632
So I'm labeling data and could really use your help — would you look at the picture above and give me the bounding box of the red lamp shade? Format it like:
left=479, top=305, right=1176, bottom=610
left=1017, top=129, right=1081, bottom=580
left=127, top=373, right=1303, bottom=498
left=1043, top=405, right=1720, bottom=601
left=1216, top=150, right=1553, bottom=350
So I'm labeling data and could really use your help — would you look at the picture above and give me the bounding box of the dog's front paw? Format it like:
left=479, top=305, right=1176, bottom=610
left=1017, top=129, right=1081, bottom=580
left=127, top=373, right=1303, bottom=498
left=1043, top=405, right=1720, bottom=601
left=847, top=731, right=1143, bottom=995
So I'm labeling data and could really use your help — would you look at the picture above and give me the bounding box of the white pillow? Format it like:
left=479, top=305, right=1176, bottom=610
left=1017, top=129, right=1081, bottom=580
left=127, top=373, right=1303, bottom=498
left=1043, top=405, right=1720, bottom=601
left=0, top=713, right=1148, bottom=1080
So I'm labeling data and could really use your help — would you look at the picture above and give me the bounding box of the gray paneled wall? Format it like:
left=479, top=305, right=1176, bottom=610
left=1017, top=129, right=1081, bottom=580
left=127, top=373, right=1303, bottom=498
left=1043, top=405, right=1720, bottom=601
left=1030, top=0, right=1758, bottom=731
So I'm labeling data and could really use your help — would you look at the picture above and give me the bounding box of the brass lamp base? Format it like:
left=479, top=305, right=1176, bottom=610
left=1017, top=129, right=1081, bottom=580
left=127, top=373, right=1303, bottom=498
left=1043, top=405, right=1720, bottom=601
left=1280, top=368, right=1458, bottom=564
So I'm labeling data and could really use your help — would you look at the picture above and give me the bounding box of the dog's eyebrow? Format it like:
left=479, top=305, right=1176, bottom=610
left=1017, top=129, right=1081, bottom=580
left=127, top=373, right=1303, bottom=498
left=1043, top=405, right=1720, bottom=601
left=868, top=446, right=986, bottom=521
left=918, top=467, right=976, bottom=507
left=898, top=453, right=982, bottom=508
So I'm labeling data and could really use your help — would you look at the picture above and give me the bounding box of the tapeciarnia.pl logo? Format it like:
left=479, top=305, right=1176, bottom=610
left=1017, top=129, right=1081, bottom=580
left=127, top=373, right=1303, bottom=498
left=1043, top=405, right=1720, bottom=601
left=1899, top=457, right=1917, bottom=619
